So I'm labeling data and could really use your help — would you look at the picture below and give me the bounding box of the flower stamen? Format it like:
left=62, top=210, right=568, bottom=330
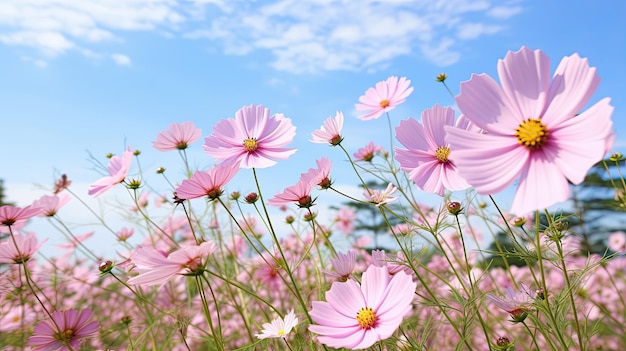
left=435, top=146, right=451, bottom=162
left=243, top=138, right=258, bottom=152
left=379, top=99, right=390, bottom=108
left=515, top=118, right=548, bottom=149
left=356, top=307, right=377, bottom=329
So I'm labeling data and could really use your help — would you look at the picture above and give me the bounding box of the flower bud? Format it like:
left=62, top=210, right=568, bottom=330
left=511, top=216, right=526, bottom=227
left=436, top=73, right=447, bottom=82
left=244, top=192, right=258, bottom=204
left=447, top=201, right=463, bottom=215
left=98, top=260, right=114, bottom=274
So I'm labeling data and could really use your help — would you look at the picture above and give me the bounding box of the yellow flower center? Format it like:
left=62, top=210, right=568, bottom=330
left=58, top=329, right=75, bottom=341
left=356, top=307, right=377, bottom=329
left=243, top=138, right=258, bottom=152
left=379, top=99, right=390, bottom=108
left=435, top=146, right=451, bottom=162
left=515, top=118, right=548, bottom=150
left=277, top=329, right=285, bottom=336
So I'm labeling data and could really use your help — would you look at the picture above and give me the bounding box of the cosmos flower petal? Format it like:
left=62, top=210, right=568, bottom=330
left=510, top=155, right=570, bottom=215
left=445, top=128, right=528, bottom=194
left=497, top=47, right=551, bottom=119
left=421, top=104, right=455, bottom=147
left=543, top=53, right=600, bottom=126
left=361, top=265, right=390, bottom=308
left=309, top=301, right=360, bottom=327
left=326, top=279, right=366, bottom=317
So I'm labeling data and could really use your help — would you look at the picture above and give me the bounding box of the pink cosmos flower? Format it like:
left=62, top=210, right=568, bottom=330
left=255, top=309, right=298, bottom=340
left=53, top=174, right=72, bottom=194
left=364, top=183, right=398, bottom=207
left=486, top=282, right=537, bottom=322
left=267, top=179, right=315, bottom=209
left=88, top=150, right=133, bottom=197
left=28, top=308, right=99, bottom=351
left=203, top=104, right=297, bottom=168
left=445, top=47, right=614, bottom=215
left=153, top=121, right=202, bottom=151
left=0, top=232, right=47, bottom=264
left=311, top=111, right=344, bottom=145
left=322, top=250, right=357, bottom=281
left=309, top=265, right=417, bottom=349
left=335, top=207, right=357, bottom=235
left=0, top=305, right=36, bottom=332
left=33, top=194, right=71, bottom=217
left=395, top=104, right=471, bottom=196
left=0, top=205, right=42, bottom=227
left=353, top=142, right=383, bottom=162
left=608, top=231, right=626, bottom=252
left=127, top=241, right=216, bottom=286
left=355, top=76, right=414, bottom=120
left=175, top=164, right=240, bottom=200
left=300, top=157, right=333, bottom=189
left=115, top=227, right=134, bottom=242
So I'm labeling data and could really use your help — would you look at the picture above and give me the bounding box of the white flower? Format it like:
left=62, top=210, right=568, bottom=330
left=364, top=183, right=398, bottom=207
left=255, top=309, right=298, bottom=339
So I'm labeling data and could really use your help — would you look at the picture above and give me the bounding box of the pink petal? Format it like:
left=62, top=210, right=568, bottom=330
left=326, top=279, right=366, bottom=317
left=422, top=104, right=455, bottom=147
left=361, top=266, right=390, bottom=309
left=309, top=301, right=359, bottom=327
left=497, top=47, right=550, bottom=119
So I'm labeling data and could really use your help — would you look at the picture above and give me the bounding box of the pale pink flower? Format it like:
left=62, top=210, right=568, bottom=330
left=335, top=208, right=357, bottom=234
left=608, top=231, right=626, bottom=252
left=309, top=265, right=417, bottom=349
left=203, top=104, right=297, bottom=168
left=175, top=164, right=240, bottom=200
left=311, top=111, right=344, bottom=145
left=0, top=205, right=42, bottom=227
left=53, top=174, right=72, bottom=194
left=355, top=76, right=414, bottom=120
left=0, top=305, right=36, bottom=332
left=28, top=308, right=99, bottom=351
left=323, top=250, right=357, bottom=281
left=255, top=309, right=298, bottom=339
left=130, top=192, right=149, bottom=212
left=364, top=183, right=398, bottom=207
left=267, top=179, right=315, bottom=208
left=115, top=227, right=134, bottom=242
left=33, top=194, right=71, bottom=217
left=353, top=141, right=383, bottom=162
left=300, top=157, right=333, bottom=189
left=88, top=150, right=133, bottom=197
left=395, top=104, right=471, bottom=195
left=153, top=121, right=202, bottom=151
left=0, top=233, right=47, bottom=264
left=486, top=282, right=537, bottom=322
left=445, top=47, right=614, bottom=215
left=127, top=241, right=216, bottom=286
left=56, top=232, right=93, bottom=250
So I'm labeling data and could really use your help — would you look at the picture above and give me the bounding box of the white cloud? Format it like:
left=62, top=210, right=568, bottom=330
left=111, top=53, right=131, bottom=65
left=0, top=0, right=523, bottom=73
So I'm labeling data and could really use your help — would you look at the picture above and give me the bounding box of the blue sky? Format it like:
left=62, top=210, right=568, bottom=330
left=1, top=0, right=625, bottom=255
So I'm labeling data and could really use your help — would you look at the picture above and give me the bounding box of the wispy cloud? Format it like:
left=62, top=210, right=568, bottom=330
left=111, top=53, right=131, bottom=66
left=0, top=0, right=523, bottom=73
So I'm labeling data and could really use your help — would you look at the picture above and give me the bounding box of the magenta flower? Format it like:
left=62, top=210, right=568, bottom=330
left=353, top=142, right=383, bottom=162
left=364, top=183, right=398, bottom=207
left=203, top=104, right=297, bottom=168
left=28, top=308, right=99, bottom=351
left=309, top=265, right=416, bottom=349
left=127, top=241, right=216, bottom=286
left=445, top=47, right=614, bottom=215
left=395, top=104, right=471, bottom=196
left=0, top=233, right=47, bottom=264
left=88, top=150, right=133, bottom=197
left=300, top=157, right=333, bottom=189
left=355, top=76, right=413, bottom=120
left=175, top=163, right=240, bottom=200
left=311, top=111, right=344, bottom=145
left=32, top=194, right=71, bottom=217
left=153, top=121, right=202, bottom=151
left=0, top=205, right=42, bottom=227
left=267, top=179, right=315, bottom=209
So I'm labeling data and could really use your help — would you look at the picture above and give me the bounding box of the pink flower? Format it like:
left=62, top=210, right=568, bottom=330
left=0, top=305, right=36, bottom=332
left=335, top=208, right=356, bottom=234
left=203, top=104, right=297, bottom=168
left=364, top=183, right=398, bottom=207
left=255, top=309, right=298, bottom=340
left=56, top=232, right=93, bottom=250
left=395, top=104, right=471, bottom=196
left=311, top=111, right=344, bottom=145
left=300, top=157, right=333, bottom=189
left=355, top=76, right=413, bottom=120
left=88, top=150, right=133, bottom=197
left=115, top=227, right=134, bottom=242
left=323, top=250, right=357, bottom=281
left=309, top=265, right=416, bottom=349
left=353, top=142, right=383, bottom=162
left=267, top=179, right=315, bottom=209
left=28, top=308, right=99, bottom=351
left=0, top=205, right=42, bottom=227
left=175, top=164, right=240, bottom=200
left=445, top=47, right=614, bottom=215
left=486, top=282, right=537, bottom=322
left=127, top=241, right=216, bottom=286
left=153, top=121, right=202, bottom=151
left=53, top=174, right=72, bottom=194
left=608, top=231, right=626, bottom=252
left=0, top=233, right=47, bottom=264
left=32, top=194, right=71, bottom=217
